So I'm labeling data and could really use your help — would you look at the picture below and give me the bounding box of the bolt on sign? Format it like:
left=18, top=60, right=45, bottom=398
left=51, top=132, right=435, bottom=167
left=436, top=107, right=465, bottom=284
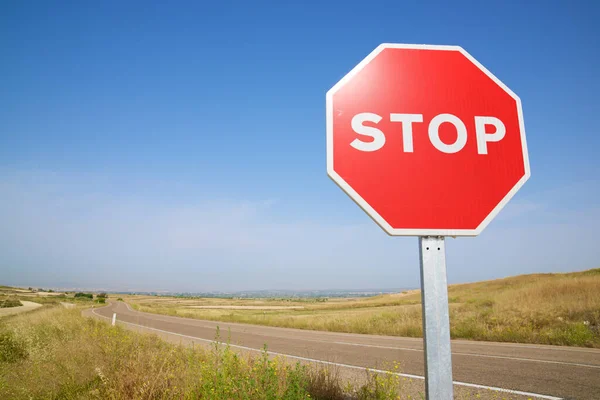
left=326, top=44, right=530, bottom=399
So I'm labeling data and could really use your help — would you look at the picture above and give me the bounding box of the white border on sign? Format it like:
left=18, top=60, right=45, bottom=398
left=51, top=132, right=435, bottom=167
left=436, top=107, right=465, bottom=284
left=326, top=43, right=531, bottom=237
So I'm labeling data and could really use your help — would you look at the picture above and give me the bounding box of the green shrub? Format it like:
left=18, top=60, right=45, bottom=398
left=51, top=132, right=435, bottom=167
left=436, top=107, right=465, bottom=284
left=0, top=298, right=22, bottom=308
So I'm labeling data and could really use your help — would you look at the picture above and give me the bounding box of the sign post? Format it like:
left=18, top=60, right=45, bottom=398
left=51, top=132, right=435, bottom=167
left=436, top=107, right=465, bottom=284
left=419, top=236, right=453, bottom=399
left=326, top=44, right=530, bottom=398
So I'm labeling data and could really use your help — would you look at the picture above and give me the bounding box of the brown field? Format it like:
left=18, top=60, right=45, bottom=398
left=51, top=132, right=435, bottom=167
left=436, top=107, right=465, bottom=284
left=126, top=268, right=600, bottom=348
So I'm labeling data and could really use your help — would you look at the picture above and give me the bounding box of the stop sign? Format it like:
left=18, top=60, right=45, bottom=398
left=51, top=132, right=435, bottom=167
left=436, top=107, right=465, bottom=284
left=327, top=44, right=530, bottom=236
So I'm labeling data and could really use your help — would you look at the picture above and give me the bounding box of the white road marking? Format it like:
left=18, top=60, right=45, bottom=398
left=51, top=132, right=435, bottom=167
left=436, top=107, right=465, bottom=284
left=452, top=350, right=600, bottom=369
left=325, top=340, right=600, bottom=369
left=450, top=340, right=600, bottom=354
left=91, top=307, right=562, bottom=400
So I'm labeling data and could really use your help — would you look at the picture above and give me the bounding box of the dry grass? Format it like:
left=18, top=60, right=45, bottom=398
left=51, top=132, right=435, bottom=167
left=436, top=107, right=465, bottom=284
left=0, top=305, right=424, bottom=399
left=128, top=269, right=600, bottom=347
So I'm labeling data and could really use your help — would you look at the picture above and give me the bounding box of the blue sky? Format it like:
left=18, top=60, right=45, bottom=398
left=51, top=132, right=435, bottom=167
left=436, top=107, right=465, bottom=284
left=1, top=1, right=599, bottom=291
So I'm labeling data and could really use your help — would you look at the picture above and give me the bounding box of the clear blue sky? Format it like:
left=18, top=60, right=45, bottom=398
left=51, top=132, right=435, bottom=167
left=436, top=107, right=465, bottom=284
left=1, top=1, right=599, bottom=291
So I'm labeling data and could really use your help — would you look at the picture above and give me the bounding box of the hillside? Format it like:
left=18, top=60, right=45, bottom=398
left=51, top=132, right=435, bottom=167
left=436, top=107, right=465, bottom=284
left=127, top=268, right=600, bottom=347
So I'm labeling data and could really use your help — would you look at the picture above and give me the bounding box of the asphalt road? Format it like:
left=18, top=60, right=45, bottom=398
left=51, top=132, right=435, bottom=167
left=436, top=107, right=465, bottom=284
left=88, top=302, right=600, bottom=399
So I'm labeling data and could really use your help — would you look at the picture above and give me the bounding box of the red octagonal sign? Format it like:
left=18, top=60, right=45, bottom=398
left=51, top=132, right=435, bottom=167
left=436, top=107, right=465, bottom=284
left=327, top=44, right=530, bottom=236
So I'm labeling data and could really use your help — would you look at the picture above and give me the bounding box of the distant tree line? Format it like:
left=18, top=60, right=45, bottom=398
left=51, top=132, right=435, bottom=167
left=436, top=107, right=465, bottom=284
left=73, top=292, right=108, bottom=300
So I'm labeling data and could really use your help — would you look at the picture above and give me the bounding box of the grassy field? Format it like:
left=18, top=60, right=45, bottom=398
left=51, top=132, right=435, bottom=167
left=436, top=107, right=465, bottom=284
left=128, top=269, right=600, bottom=348
left=0, top=286, right=108, bottom=306
left=0, top=305, right=425, bottom=400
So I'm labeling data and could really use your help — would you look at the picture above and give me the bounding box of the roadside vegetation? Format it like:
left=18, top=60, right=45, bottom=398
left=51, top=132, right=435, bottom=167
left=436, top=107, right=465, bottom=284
left=129, top=269, right=600, bottom=348
left=0, top=306, right=415, bottom=399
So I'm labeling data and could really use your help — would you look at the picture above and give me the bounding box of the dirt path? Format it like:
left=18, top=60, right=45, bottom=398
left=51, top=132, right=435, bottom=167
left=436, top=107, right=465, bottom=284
left=0, top=301, right=42, bottom=317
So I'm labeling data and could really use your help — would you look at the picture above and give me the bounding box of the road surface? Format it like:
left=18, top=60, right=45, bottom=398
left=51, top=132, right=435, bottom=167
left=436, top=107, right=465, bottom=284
left=87, top=301, right=600, bottom=399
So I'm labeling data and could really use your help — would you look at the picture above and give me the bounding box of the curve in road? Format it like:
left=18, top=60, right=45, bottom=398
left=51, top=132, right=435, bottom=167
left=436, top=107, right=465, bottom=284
left=87, top=302, right=600, bottom=400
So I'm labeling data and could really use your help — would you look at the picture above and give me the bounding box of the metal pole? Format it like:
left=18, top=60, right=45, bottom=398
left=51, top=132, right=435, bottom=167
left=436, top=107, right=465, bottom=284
left=112, top=313, right=116, bottom=326
left=419, top=236, right=453, bottom=399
